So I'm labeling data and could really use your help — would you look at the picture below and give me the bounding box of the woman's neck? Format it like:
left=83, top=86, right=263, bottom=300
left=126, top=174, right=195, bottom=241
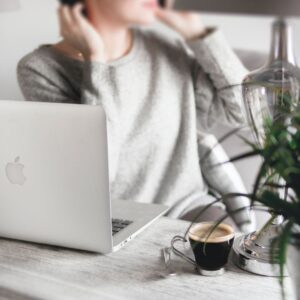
left=94, top=26, right=134, bottom=62
left=85, top=1, right=134, bottom=62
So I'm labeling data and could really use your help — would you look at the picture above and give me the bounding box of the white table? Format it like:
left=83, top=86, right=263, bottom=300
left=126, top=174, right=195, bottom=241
left=0, top=217, right=295, bottom=300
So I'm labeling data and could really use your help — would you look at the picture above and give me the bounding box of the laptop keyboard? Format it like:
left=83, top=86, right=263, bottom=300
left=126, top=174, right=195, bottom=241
left=112, top=218, right=133, bottom=235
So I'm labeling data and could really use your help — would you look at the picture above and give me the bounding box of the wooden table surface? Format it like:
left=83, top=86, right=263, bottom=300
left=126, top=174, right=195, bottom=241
left=0, top=217, right=295, bottom=300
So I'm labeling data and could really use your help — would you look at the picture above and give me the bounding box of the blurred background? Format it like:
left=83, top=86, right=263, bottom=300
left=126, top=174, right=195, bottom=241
left=2, top=0, right=300, bottom=100
left=1, top=0, right=300, bottom=227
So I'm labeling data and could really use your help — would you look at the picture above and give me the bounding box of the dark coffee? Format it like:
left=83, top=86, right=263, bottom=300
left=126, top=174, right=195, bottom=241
left=188, top=223, right=234, bottom=271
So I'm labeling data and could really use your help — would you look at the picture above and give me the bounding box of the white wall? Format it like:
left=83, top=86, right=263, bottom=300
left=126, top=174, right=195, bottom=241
left=0, top=0, right=59, bottom=100
left=203, top=13, right=300, bottom=54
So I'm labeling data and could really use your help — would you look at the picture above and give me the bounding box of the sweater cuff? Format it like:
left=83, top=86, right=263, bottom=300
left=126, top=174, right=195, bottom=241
left=186, top=28, right=248, bottom=89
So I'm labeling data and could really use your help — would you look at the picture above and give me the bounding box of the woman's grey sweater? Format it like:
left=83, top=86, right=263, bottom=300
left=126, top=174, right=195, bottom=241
left=17, top=28, right=253, bottom=229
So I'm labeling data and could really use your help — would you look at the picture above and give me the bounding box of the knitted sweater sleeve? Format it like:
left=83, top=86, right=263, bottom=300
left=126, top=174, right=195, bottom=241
left=186, top=29, right=249, bottom=130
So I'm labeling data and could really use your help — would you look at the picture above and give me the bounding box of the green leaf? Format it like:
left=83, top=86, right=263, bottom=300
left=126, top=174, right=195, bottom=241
left=200, top=127, right=246, bottom=163
left=184, top=193, right=254, bottom=238
left=198, top=204, right=272, bottom=254
left=262, top=182, right=289, bottom=190
left=271, top=220, right=294, bottom=300
left=258, top=191, right=300, bottom=222
left=183, top=198, right=222, bottom=238
left=256, top=214, right=278, bottom=240
left=212, top=150, right=261, bottom=167
left=237, top=134, right=259, bottom=151
left=251, top=160, right=269, bottom=206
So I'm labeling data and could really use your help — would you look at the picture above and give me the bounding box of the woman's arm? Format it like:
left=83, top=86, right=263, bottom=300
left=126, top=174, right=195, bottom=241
left=17, top=59, right=79, bottom=104
left=188, top=29, right=249, bottom=130
left=17, top=56, right=117, bottom=121
left=156, top=8, right=249, bottom=130
left=197, top=132, right=256, bottom=233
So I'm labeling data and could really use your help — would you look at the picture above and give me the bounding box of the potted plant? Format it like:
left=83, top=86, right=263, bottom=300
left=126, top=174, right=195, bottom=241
left=192, top=102, right=300, bottom=299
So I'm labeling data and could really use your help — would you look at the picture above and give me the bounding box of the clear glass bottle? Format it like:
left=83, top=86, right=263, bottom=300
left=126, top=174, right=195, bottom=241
left=243, top=19, right=300, bottom=146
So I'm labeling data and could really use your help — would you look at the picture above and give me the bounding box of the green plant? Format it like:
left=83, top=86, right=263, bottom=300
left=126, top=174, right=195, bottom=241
left=187, top=100, right=300, bottom=298
left=241, top=107, right=300, bottom=289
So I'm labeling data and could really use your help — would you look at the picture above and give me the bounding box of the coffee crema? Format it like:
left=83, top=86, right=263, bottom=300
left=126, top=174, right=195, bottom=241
left=189, top=222, right=234, bottom=243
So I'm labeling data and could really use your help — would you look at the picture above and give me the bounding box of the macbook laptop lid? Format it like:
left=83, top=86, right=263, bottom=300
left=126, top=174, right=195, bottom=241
left=0, top=100, right=113, bottom=253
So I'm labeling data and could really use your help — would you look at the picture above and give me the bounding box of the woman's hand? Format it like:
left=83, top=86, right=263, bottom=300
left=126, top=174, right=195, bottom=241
left=58, top=3, right=105, bottom=62
left=155, top=8, right=207, bottom=41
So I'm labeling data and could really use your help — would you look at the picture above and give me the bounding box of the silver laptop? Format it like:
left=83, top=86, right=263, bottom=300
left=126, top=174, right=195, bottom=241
left=0, top=100, right=168, bottom=253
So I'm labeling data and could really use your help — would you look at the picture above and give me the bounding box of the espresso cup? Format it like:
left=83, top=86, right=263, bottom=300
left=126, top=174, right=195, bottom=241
left=171, top=222, right=235, bottom=276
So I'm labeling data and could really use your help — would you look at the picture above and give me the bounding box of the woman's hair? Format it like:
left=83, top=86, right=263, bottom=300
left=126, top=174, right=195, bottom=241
left=159, top=0, right=166, bottom=7
left=59, top=0, right=84, bottom=6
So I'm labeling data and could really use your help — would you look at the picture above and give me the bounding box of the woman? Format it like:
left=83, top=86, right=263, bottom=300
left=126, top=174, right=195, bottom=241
left=17, top=0, right=255, bottom=232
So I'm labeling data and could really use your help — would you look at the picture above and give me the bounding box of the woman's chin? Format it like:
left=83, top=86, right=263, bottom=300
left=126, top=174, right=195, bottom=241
left=130, top=13, right=157, bottom=26
left=136, top=20, right=156, bottom=26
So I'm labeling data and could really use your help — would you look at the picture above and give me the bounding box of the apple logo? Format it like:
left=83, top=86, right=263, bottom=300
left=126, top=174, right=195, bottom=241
left=5, top=156, right=26, bottom=185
